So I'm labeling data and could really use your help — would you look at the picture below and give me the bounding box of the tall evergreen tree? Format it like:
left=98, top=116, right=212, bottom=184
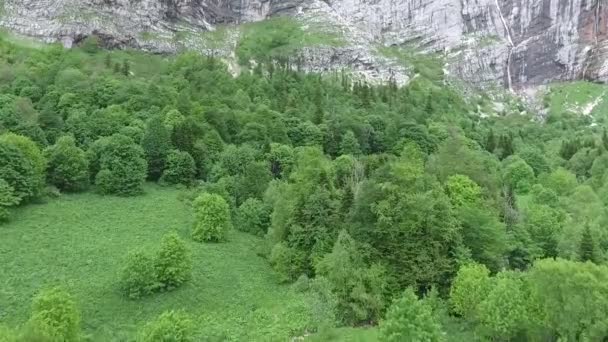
left=485, top=129, right=496, bottom=153
left=579, top=226, right=598, bottom=263
left=339, top=130, right=361, bottom=156
left=142, top=116, right=172, bottom=181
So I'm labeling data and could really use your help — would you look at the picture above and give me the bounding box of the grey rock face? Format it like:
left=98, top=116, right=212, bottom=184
left=0, top=0, right=606, bottom=88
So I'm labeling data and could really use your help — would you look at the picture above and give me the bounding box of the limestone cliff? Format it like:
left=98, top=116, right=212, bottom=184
left=0, top=0, right=606, bottom=88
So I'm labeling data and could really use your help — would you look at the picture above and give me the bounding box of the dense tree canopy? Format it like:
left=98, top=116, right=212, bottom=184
left=2, top=30, right=608, bottom=339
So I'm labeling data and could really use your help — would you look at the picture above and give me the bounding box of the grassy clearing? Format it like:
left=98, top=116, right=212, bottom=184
left=378, top=46, right=444, bottom=83
left=236, top=17, right=343, bottom=65
left=545, top=81, right=608, bottom=119
left=0, top=185, right=314, bottom=340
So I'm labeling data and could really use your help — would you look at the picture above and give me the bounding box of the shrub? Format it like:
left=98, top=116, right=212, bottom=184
left=269, top=242, right=306, bottom=283
left=89, top=134, right=147, bottom=196
left=235, top=198, right=271, bottom=236
left=155, top=233, right=192, bottom=291
left=192, top=193, right=232, bottom=242
left=138, top=310, right=193, bottom=342
left=44, top=136, right=89, bottom=192
left=27, top=288, right=81, bottom=342
left=160, top=150, right=196, bottom=185
left=0, top=133, right=46, bottom=195
left=449, top=263, right=492, bottom=320
left=379, top=288, right=445, bottom=342
left=119, top=250, right=158, bottom=299
left=0, top=141, right=37, bottom=203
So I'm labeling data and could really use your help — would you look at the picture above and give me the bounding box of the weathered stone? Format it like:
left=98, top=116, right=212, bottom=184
left=0, top=0, right=606, bottom=88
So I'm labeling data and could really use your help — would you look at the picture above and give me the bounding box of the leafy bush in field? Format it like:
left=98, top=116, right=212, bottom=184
left=155, top=232, right=192, bottom=291
left=120, top=250, right=158, bottom=299
left=160, top=150, right=196, bottom=185
left=0, top=140, right=37, bottom=203
left=192, top=193, right=232, bottom=242
left=120, top=233, right=191, bottom=299
left=0, top=133, right=46, bottom=195
left=138, top=310, right=193, bottom=342
left=45, top=136, right=89, bottom=192
left=89, top=134, right=147, bottom=196
left=27, top=288, right=81, bottom=342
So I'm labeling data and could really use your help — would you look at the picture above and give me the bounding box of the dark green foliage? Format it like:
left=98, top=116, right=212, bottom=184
left=27, top=288, right=81, bottom=342
left=138, top=311, right=193, bottom=342
left=235, top=198, right=271, bottom=236
left=155, top=232, right=192, bottom=291
left=560, top=138, right=581, bottom=160
left=44, top=136, right=89, bottom=192
left=192, top=193, right=232, bottom=242
left=141, top=115, right=172, bottom=181
left=579, top=226, right=598, bottom=263
left=269, top=242, right=307, bottom=283
left=267, top=143, right=294, bottom=179
left=81, top=36, right=100, bottom=54
left=339, top=130, right=361, bottom=156
left=89, top=134, right=147, bottom=196
left=160, top=150, right=196, bottom=185
left=379, top=288, right=445, bottom=342
left=121, top=60, right=130, bottom=76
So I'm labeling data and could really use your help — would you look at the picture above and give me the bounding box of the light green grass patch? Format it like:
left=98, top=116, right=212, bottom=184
left=236, top=17, right=344, bottom=65
left=0, top=185, right=315, bottom=340
left=378, top=46, right=444, bottom=83
left=545, top=81, right=608, bottom=119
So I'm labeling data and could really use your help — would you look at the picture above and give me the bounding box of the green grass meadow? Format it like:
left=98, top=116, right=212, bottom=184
left=0, top=185, right=321, bottom=340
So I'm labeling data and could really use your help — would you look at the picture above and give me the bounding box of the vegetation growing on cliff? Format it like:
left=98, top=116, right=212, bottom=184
left=237, top=17, right=343, bottom=65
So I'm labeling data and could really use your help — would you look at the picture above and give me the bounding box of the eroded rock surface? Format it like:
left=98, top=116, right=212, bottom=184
left=0, top=0, right=606, bottom=88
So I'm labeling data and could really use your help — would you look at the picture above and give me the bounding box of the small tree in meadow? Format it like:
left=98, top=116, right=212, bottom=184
left=138, top=310, right=193, bottom=342
left=119, top=250, right=158, bottom=299
left=192, top=193, right=232, bottom=242
left=155, top=232, right=192, bottom=291
left=160, top=150, right=196, bottom=185
left=27, top=288, right=81, bottom=342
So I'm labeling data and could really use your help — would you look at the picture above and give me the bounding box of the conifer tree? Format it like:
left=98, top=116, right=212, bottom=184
left=579, top=226, right=598, bottom=263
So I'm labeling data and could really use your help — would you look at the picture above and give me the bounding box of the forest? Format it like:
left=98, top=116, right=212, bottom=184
left=1, top=32, right=608, bottom=341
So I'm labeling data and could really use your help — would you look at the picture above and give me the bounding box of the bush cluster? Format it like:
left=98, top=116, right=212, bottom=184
left=120, top=232, right=192, bottom=299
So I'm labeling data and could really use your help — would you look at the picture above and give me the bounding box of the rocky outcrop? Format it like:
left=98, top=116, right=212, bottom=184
left=0, top=0, right=607, bottom=88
